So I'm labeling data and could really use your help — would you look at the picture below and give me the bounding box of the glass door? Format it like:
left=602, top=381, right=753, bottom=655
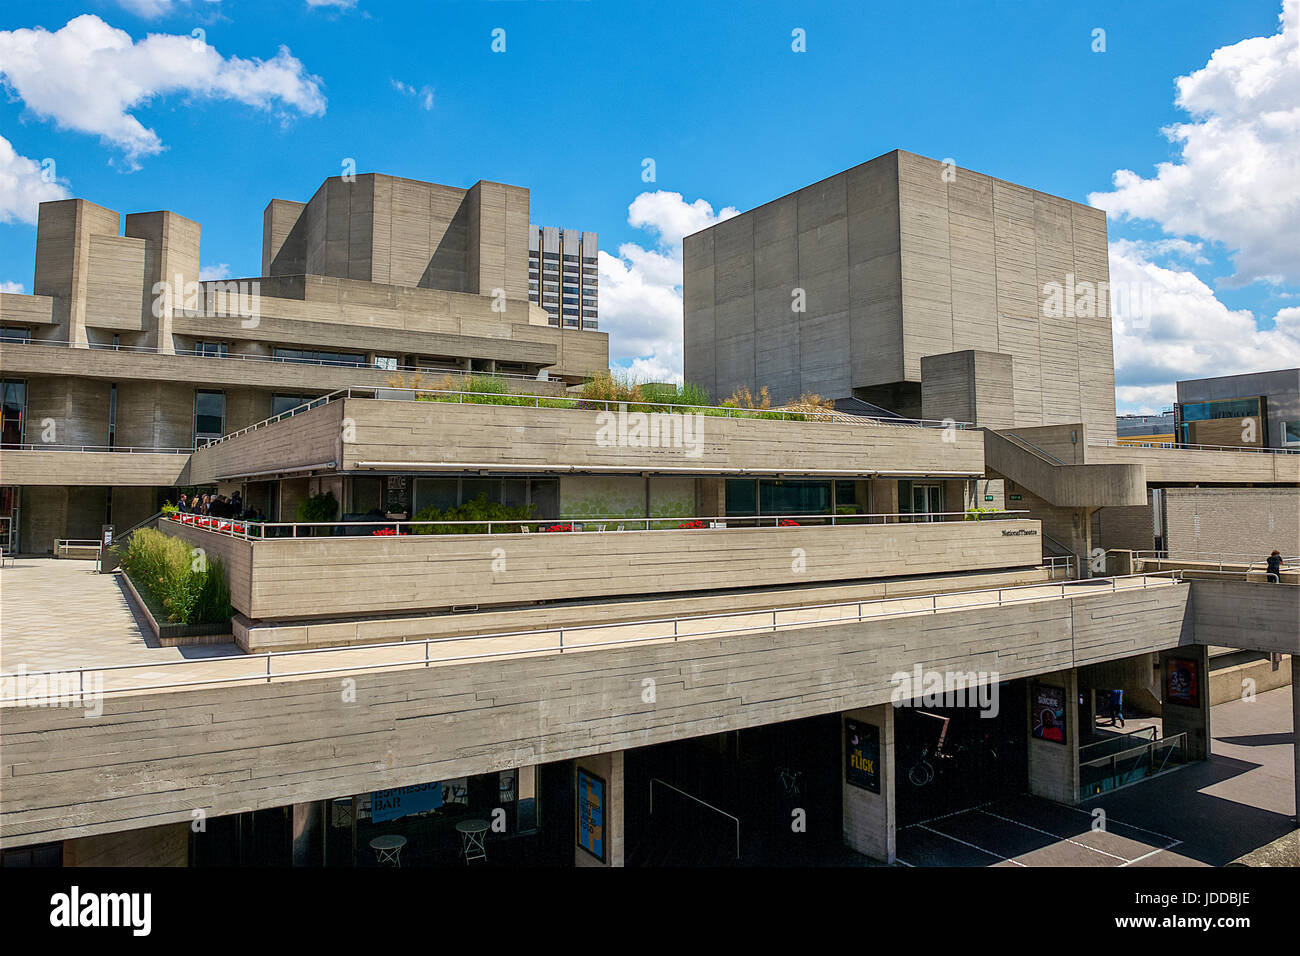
left=0, top=486, right=18, bottom=552
left=910, top=483, right=943, bottom=522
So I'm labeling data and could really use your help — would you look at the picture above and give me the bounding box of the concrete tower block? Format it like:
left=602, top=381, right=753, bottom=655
left=921, top=349, right=1015, bottom=428
left=34, top=198, right=122, bottom=346
left=126, top=211, right=202, bottom=354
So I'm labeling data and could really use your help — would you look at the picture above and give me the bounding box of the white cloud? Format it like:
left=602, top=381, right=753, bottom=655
left=598, top=191, right=738, bottom=383
left=391, top=79, right=433, bottom=111
left=1089, top=0, right=1300, bottom=286
left=1109, top=241, right=1300, bottom=412
left=115, top=1, right=222, bottom=18
left=307, top=0, right=357, bottom=8
left=198, top=263, right=231, bottom=281
left=0, top=134, right=71, bottom=224
left=0, top=15, right=326, bottom=168
left=1, top=280, right=25, bottom=294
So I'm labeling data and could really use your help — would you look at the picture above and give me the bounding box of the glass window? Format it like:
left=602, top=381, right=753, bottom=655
left=373, top=356, right=398, bottom=371
left=272, top=394, right=314, bottom=416
left=758, top=479, right=831, bottom=516
left=195, top=341, right=229, bottom=358
left=726, top=479, right=757, bottom=516
left=1284, top=421, right=1300, bottom=445
left=1, top=379, right=26, bottom=446
left=0, top=327, right=31, bottom=343
left=273, top=348, right=364, bottom=367
left=414, top=478, right=458, bottom=514
left=529, top=478, right=559, bottom=519
left=461, top=478, right=501, bottom=505
left=194, top=390, right=224, bottom=442
left=350, top=477, right=384, bottom=516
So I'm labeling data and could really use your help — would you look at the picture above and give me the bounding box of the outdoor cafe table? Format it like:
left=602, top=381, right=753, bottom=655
left=455, top=819, right=489, bottom=863
left=369, top=834, right=407, bottom=866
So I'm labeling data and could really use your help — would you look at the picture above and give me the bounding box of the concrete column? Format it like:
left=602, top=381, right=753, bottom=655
left=1027, top=669, right=1081, bottom=804
left=1159, top=646, right=1211, bottom=761
left=574, top=751, right=624, bottom=867
left=841, top=704, right=896, bottom=862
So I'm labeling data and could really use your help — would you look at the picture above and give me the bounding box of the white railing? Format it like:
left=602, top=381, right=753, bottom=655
left=1135, top=550, right=1298, bottom=571
left=0, top=572, right=1183, bottom=702
left=1090, top=437, right=1300, bottom=455
left=161, top=509, right=1032, bottom=540
left=0, top=442, right=193, bottom=454
left=199, top=385, right=972, bottom=448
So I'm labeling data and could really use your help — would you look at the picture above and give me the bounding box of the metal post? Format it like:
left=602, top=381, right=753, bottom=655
left=559, top=629, right=564, bottom=653
left=673, top=619, right=678, bottom=640
left=772, top=610, right=778, bottom=631
left=425, top=641, right=430, bottom=667
left=266, top=656, right=272, bottom=683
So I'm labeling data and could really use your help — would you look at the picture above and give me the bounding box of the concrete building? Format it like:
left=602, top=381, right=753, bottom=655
left=1116, top=411, right=1175, bottom=445
left=527, top=225, right=599, bottom=330
left=0, top=151, right=1295, bottom=870
left=1175, top=367, right=1300, bottom=451
left=0, top=174, right=609, bottom=554
left=683, top=150, right=1116, bottom=442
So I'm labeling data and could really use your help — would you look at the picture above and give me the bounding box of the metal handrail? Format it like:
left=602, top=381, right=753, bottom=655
left=1079, top=724, right=1158, bottom=756
left=649, top=778, right=740, bottom=860
left=0, top=442, right=193, bottom=454
left=0, top=571, right=1184, bottom=702
left=0, top=338, right=551, bottom=385
left=199, top=385, right=973, bottom=447
left=1135, top=551, right=1298, bottom=573
left=1000, top=431, right=1065, bottom=465
left=162, top=509, right=1032, bottom=539
left=1090, top=437, right=1300, bottom=455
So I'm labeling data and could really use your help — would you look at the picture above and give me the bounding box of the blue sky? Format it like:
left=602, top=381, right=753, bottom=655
left=2, top=0, right=1297, bottom=413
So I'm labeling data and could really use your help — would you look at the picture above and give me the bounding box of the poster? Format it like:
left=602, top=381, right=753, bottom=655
left=1031, top=682, right=1066, bottom=744
left=370, top=781, right=443, bottom=823
left=576, top=768, right=606, bottom=862
left=845, top=718, right=881, bottom=793
left=1164, top=658, right=1200, bottom=708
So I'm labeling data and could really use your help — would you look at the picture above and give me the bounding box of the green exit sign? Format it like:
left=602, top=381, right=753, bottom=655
left=985, top=495, right=994, bottom=501
left=1009, top=494, right=1022, bottom=501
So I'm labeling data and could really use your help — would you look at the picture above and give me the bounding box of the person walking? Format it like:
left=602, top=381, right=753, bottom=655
left=1109, top=688, right=1124, bottom=728
left=1265, top=549, right=1283, bottom=583
left=177, top=494, right=189, bottom=514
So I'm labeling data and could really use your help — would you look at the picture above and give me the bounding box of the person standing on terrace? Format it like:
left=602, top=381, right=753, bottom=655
left=1265, top=550, right=1283, bottom=583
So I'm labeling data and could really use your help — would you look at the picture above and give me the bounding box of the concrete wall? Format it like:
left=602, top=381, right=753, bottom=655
left=1027, top=668, right=1079, bottom=803
left=0, top=582, right=1193, bottom=846
left=1191, top=579, right=1299, bottom=655
left=1164, top=487, right=1300, bottom=558
left=164, top=516, right=1044, bottom=621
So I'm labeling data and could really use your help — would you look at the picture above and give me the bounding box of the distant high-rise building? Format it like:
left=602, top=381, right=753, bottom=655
left=527, top=226, right=598, bottom=330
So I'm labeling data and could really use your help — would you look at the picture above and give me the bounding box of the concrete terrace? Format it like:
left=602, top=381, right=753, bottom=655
left=0, top=558, right=1182, bottom=700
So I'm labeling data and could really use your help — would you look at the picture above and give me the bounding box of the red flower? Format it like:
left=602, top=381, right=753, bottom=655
left=541, top=523, right=573, bottom=533
left=677, top=520, right=706, bottom=529
left=778, top=519, right=800, bottom=527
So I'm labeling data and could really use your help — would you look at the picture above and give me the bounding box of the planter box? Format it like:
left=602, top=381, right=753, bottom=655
left=117, top=569, right=232, bottom=646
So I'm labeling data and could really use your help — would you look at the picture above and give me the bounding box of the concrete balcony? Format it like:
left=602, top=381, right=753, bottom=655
left=0, top=445, right=191, bottom=486
left=187, top=392, right=987, bottom=484
left=0, top=575, right=1192, bottom=845
left=1085, top=440, right=1300, bottom=484
left=161, top=516, right=1044, bottom=621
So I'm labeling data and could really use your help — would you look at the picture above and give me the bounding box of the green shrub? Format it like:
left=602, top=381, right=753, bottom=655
left=116, top=527, right=232, bottom=625
left=964, top=507, right=1005, bottom=521
left=296, top=490, right=339, bottom=522
left=409, top=493, right=535, bottom=534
